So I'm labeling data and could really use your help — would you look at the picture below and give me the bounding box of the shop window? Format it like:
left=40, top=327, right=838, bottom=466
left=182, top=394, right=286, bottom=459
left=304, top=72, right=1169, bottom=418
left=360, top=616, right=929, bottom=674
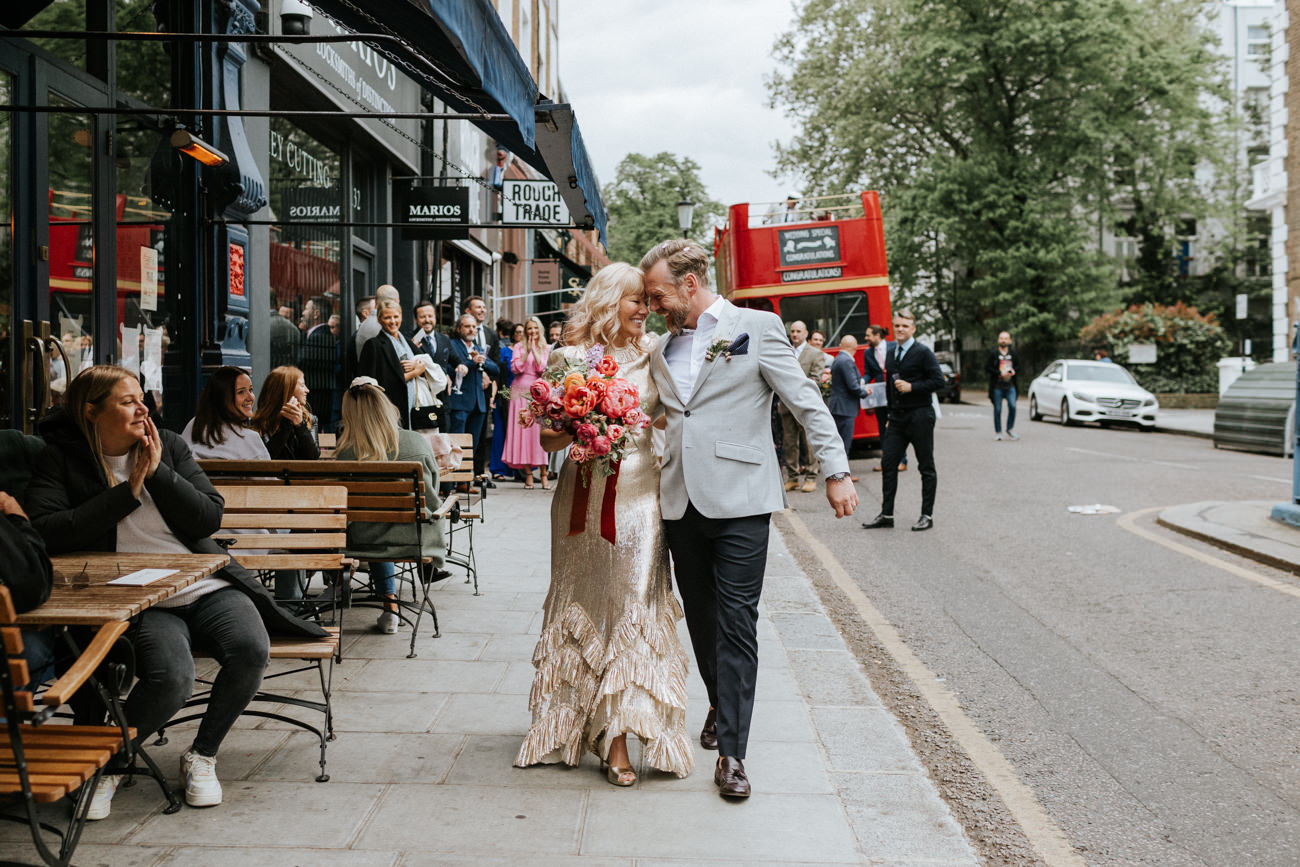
left=113, top=116, right=174, bottom=415
left=0, top=75, right=11, bottom=427
left=21, top=0, right=89, bottom=73
left=115, top=0, right=170, bottom=107
left=47, top=94, right=95, bottom=406
left=267, top=116, right=341, bottom=370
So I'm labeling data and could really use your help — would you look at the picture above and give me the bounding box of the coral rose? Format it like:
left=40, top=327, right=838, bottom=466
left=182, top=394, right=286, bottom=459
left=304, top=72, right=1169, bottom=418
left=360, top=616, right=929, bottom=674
left=606, top=424, right=625, bottom=442
left=595, top=355, right=619, bottom=376
left=600, top=380, right=639, bottom=419
left=575, top=422, right=599, bottom=444
left=622, top=407, right=644, bottom=427
left=563, top=386, right=598, bottom=418
left=584, top=376, right=609, bottom=402
left=590, top=436, right=612, bottom=456
left=529, top=380, right=552, bottom=403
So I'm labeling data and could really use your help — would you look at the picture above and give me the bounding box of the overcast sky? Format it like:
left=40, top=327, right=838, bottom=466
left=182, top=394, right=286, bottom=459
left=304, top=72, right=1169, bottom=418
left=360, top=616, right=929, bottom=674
left=557, top=0, right=801, bottom=217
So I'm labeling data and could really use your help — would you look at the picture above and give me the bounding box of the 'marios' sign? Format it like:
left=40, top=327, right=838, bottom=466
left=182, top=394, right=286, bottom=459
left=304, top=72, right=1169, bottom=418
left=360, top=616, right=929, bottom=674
left=401, top=187, right=469, bottom=240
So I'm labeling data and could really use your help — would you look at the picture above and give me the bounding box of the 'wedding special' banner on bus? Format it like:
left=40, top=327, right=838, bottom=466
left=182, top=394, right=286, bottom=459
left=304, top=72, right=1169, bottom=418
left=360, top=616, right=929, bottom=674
left=777, top=225, right=842, bottom=268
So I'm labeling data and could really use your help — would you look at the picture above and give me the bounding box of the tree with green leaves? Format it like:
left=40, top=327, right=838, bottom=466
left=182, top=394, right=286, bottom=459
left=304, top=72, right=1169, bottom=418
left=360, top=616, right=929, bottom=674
left=1080, top=302, right=1229, bottom=392
left=769, top=0, right=1232, bottom=359
left=601, top=153, right=724, bottom=266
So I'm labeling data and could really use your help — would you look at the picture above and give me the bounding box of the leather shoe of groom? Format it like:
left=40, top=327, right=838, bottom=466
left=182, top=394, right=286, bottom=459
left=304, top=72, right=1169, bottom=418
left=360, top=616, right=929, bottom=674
left=714, top=756, right=751, bottom=798
left=700, top=707, right=718, bottom=750
left=911, top=515, right=934, bottom=532
left=861, top=514, right=894, bottom=529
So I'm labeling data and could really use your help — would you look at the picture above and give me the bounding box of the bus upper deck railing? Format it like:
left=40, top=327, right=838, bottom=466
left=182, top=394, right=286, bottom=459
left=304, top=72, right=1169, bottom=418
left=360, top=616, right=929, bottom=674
left=745, top=192, right=866, bottom=228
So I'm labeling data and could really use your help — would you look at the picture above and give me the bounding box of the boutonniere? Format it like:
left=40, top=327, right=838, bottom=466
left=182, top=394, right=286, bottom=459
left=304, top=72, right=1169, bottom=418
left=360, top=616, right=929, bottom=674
left=705, top=332, right=750, bottom=363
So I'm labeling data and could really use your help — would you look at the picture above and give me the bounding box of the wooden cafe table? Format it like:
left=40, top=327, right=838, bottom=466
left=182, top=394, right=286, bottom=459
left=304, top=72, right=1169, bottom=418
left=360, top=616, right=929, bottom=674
left=18, top=552, right=230, bottom=626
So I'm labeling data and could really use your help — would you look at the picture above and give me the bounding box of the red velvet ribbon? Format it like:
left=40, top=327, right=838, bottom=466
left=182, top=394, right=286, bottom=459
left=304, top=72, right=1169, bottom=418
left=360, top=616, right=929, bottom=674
left=568, top=460, right=621, bottom=545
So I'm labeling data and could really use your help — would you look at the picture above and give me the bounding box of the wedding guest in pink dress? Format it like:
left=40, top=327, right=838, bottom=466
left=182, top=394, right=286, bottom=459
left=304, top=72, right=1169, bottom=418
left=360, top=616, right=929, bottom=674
left=503, top=317, right=551, bottom=489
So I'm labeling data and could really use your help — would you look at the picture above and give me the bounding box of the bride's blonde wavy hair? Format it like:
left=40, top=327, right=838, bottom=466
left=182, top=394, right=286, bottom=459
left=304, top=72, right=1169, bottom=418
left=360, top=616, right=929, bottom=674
left=562, top=262, right=647, bottom=353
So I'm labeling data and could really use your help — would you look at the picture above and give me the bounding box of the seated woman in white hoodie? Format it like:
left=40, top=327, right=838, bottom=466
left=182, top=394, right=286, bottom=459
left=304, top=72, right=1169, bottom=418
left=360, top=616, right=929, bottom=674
left=182, top=366, right=272, bottom=461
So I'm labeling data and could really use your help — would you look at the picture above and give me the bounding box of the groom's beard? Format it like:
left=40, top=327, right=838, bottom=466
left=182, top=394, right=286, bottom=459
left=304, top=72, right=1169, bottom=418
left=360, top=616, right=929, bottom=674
left=661, top=296, right=691, bottom=335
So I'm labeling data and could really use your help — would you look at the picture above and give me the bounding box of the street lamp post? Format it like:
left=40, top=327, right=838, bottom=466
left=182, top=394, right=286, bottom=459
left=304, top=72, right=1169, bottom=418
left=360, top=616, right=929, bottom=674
left=676, top=197, right=695, bottom=239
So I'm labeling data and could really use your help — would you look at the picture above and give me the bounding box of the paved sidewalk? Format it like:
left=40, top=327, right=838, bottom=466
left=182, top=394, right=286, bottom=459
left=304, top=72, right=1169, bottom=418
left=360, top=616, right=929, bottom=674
left=5, top=486, right=974, bottom=865
left=1159, top=500, right=1300, bottom=575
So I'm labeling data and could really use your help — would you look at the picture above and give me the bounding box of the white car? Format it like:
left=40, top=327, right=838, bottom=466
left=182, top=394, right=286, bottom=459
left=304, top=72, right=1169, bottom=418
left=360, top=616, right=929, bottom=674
left=1028, top=360, right=1158, bottom=429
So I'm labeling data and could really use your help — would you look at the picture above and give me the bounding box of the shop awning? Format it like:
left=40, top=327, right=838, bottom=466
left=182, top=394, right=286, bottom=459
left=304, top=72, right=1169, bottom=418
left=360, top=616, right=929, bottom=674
left=309, top=0, right=538, bottom=148
left=309, top=0, right=607, bottom=242
left=533, top=103, right=607, bottom=243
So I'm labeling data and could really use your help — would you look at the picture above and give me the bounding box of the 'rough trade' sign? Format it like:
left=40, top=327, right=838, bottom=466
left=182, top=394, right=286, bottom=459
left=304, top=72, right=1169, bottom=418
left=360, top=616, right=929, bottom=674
left=502, top=179, right=572, bottom=226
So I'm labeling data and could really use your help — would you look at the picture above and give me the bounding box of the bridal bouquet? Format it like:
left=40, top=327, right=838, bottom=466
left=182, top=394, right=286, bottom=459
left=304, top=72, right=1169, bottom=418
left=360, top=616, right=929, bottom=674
left=519, top=343, right=651, bottom=480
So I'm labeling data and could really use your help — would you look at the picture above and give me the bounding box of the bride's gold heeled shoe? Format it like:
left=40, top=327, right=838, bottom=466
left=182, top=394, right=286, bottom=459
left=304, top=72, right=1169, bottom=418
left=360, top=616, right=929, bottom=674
left=605, top=763, right=637, bottom=787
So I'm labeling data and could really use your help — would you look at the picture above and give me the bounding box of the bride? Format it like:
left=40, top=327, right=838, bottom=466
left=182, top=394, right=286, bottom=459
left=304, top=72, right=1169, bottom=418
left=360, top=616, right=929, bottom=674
left=515, top=262, right=694, bottom=786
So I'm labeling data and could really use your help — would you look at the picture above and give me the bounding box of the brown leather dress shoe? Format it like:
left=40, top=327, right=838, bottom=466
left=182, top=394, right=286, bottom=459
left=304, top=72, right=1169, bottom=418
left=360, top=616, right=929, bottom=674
left=714, top=756, right=751, bottom=798
left=700, top=707, right=718, bottom=750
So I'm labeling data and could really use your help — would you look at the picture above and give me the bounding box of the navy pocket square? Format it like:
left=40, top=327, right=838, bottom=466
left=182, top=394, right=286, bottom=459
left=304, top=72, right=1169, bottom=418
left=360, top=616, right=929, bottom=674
left=728, top=333, right=749, bottom=356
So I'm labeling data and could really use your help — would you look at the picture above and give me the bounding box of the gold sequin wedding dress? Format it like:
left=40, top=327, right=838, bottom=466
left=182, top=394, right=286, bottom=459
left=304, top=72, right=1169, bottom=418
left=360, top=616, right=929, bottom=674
left=514, top=337, right=694, bottom=777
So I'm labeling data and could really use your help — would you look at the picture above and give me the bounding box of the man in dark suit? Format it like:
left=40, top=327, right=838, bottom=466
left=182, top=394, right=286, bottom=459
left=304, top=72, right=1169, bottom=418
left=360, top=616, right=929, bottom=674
left=299, top=299, right=338, bottom=431
left=828, top=335, right=867, bottom=470
left=462, top=296, right=497, bottom=487
left=862, top=310, right=945, bottom=532
left=446, top=313, right=499, bottom=462
left=863, top=324, right=907, bottom=474
left=411, top=298, right=452, bottom=371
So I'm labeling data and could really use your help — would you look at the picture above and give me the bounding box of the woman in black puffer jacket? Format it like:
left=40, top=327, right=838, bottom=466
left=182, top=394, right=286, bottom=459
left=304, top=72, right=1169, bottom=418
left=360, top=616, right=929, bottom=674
left=250, top=365, right=321, bottom=460
left=25, top=365, right=325, bottom=818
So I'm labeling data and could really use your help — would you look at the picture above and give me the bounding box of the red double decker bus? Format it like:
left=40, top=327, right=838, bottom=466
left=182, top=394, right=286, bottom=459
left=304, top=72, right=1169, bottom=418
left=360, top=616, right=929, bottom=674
left=714, top=191, right=892, bottom=441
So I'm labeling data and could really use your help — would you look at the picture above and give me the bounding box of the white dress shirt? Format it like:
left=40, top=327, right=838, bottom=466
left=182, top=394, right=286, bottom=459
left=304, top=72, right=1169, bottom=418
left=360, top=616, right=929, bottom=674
left=663, top=295, right=727, bottom=403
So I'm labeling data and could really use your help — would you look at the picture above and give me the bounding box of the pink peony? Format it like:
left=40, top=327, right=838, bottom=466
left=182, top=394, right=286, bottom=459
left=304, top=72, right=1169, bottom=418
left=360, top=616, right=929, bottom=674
left=575, top=422, right=599, bottom=444
left=568, top=444, right=590, bottom=462
left=545, top=401, right=566, bottom=421
left=590, top=435, right=612, bottom=456
left=606, top=424, right=625, bottom=442
left=518, top=408, right=535, bottom=428
left=622, top=407, right=644, bottom=427
left=529, top=380, right=552, bottom=403
left=600, top=380, right=639, bottom=419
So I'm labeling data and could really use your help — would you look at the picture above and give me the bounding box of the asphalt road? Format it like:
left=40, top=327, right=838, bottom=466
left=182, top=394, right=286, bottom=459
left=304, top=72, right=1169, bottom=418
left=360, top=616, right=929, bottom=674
left=783, top=405, right=1300, bottom=865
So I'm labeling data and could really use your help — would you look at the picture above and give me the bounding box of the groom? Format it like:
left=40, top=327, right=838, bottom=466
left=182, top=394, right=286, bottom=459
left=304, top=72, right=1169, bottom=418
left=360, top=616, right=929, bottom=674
left=642, top=239, right=858, bottom=798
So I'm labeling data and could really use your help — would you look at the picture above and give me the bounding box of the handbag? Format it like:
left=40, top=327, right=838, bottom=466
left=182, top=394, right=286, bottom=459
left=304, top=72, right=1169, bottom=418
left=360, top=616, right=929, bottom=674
left=411, top=353, right=448, bottom=430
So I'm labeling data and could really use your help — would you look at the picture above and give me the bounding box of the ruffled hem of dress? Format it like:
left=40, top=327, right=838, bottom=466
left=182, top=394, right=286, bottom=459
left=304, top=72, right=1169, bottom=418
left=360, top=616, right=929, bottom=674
left=515, top=600, right=694, bottom=778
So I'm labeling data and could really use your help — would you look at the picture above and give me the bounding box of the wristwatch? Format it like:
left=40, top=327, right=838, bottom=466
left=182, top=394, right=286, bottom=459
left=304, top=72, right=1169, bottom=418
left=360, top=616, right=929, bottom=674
left=825, top=472, right=851, bottom=483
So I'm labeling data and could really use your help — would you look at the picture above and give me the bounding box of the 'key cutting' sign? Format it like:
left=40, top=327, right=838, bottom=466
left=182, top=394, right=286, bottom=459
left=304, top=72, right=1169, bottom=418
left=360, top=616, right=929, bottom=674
left=501, top=179, right=572, bottom=226
left=777, top=225, right=841, bottom=268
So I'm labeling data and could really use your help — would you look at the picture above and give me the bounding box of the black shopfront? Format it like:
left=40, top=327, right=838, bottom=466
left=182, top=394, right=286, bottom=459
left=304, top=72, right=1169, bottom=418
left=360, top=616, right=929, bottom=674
left=1, top=0, right=605, bottom=438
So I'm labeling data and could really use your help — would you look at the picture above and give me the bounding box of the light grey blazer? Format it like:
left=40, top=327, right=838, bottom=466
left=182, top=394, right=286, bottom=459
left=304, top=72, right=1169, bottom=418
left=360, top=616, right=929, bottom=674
left=651, top=299, right=849, bottom=520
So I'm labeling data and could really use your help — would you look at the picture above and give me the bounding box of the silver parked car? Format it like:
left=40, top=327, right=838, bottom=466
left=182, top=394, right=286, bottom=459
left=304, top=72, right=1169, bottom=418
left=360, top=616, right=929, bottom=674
left=1028, top=360, right=1158, bottom=429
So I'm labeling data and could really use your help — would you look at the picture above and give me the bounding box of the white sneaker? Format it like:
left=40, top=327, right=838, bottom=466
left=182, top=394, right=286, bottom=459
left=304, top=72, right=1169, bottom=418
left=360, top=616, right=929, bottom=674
left=1007, top=431, right=1020, bottom=440
left=181, top=750, right=222, bottom=807
left=376, top=610, right=399, bottom=634
left=993, top=433, right=1003, bottom=441
left=85, top=773, right=119, bottom=820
